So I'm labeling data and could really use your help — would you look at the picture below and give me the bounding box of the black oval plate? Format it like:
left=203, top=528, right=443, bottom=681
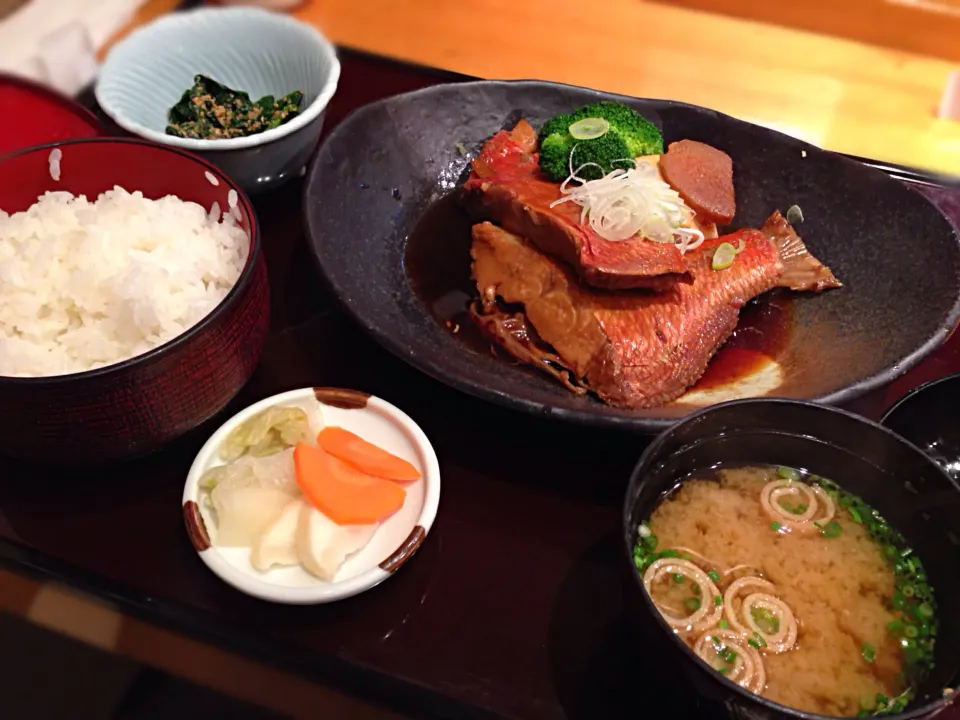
left=304, top=80, right=960, bottom=432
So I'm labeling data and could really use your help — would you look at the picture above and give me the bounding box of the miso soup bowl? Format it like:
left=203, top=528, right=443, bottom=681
left=621, top=398, right=960, bottom=720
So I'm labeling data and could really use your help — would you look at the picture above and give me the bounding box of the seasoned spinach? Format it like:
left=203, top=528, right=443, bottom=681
left=166, top=75, right=304, bottom=140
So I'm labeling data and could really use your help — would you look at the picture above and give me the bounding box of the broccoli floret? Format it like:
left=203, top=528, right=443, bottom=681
left=539, top=131, right=632, bottom=182
left=537, top=101, right=664, bottom=181
left=580, top=101, right=663, bottom=158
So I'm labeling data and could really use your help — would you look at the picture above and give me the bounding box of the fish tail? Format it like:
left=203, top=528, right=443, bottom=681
left=763, top=211, right=842, bottom=292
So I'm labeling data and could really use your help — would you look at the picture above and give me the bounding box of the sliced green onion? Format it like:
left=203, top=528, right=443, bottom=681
left=718, top=620, right=729, bottom=629
left=889, top=692, right=911, bottom=713
left=568, top=117, right=610, bottom=140
left=659, top=549, right=680, bottom=559
left=684, top=597, right=702, bottom=611
left=798, top=474, right=939, bottom=683
left=673, top=573, right=685, bottom=584
left=752, top=632, right=767, bottom=648
left=712, top=241, right=745, bottom=271
left=776, top=466, right=801, bottom=481
left=770, top=521, right=783, bottom=532
left=714, top=595, right=723, bottom=606
left=751, top=607, right=780, bottom=634
left=821, top=521, right=843, bottom=539
left=707, top=569, right=720, bottom=582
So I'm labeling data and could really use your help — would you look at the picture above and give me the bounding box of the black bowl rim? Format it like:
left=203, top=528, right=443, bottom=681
left=304, top=78, right=960, bottom=433
left=621, top=396, right=960, bottom=720
left=0, top=136, right=262, bottom=385
left=880, top=372, right=960, bottom=427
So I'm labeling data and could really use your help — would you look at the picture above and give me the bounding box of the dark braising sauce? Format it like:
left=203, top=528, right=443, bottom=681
left=689, top=293, right=793, bottom=391
left=405, top=193, right=793, bottom=393
left=404, top=193, right=494, bottom=356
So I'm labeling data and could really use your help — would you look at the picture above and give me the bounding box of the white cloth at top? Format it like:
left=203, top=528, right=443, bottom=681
left=0, top=0, right=146, bottom=96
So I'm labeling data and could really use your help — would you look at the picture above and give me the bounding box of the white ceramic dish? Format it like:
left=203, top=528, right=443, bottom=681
left=182, top=387, right=440, bottom=604
left=96, top=7, right=340, bottom=193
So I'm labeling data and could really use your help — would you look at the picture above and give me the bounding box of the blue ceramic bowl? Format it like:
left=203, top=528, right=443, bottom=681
left=95, top=7, right=340, bottom=193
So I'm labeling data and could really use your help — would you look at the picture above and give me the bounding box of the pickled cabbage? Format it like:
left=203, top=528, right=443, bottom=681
left=201, top=447, right=298, bottom=494
left=201, top=448, right=301, bottom=545
left=198, top=403, right=320, bottom=552
left=220, top=406, right=311, bottom=461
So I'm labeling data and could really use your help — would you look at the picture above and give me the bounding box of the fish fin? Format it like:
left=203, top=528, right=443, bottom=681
left=469, top=301, right=588, bottom=396
left=763, top=211, right=842, bottom=292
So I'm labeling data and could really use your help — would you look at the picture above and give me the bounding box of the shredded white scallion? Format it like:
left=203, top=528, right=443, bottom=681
left=549, top=149, right=705, bottom=253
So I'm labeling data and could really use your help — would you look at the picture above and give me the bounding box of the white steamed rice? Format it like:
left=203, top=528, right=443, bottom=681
left=0, top=186, right=249, bottom=377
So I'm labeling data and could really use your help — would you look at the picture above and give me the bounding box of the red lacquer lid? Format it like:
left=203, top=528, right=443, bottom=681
left=0, top=73, right=106, bottom=156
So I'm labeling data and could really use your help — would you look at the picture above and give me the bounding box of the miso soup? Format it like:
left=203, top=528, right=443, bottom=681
left=633, top=465, right=937, bottom=717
